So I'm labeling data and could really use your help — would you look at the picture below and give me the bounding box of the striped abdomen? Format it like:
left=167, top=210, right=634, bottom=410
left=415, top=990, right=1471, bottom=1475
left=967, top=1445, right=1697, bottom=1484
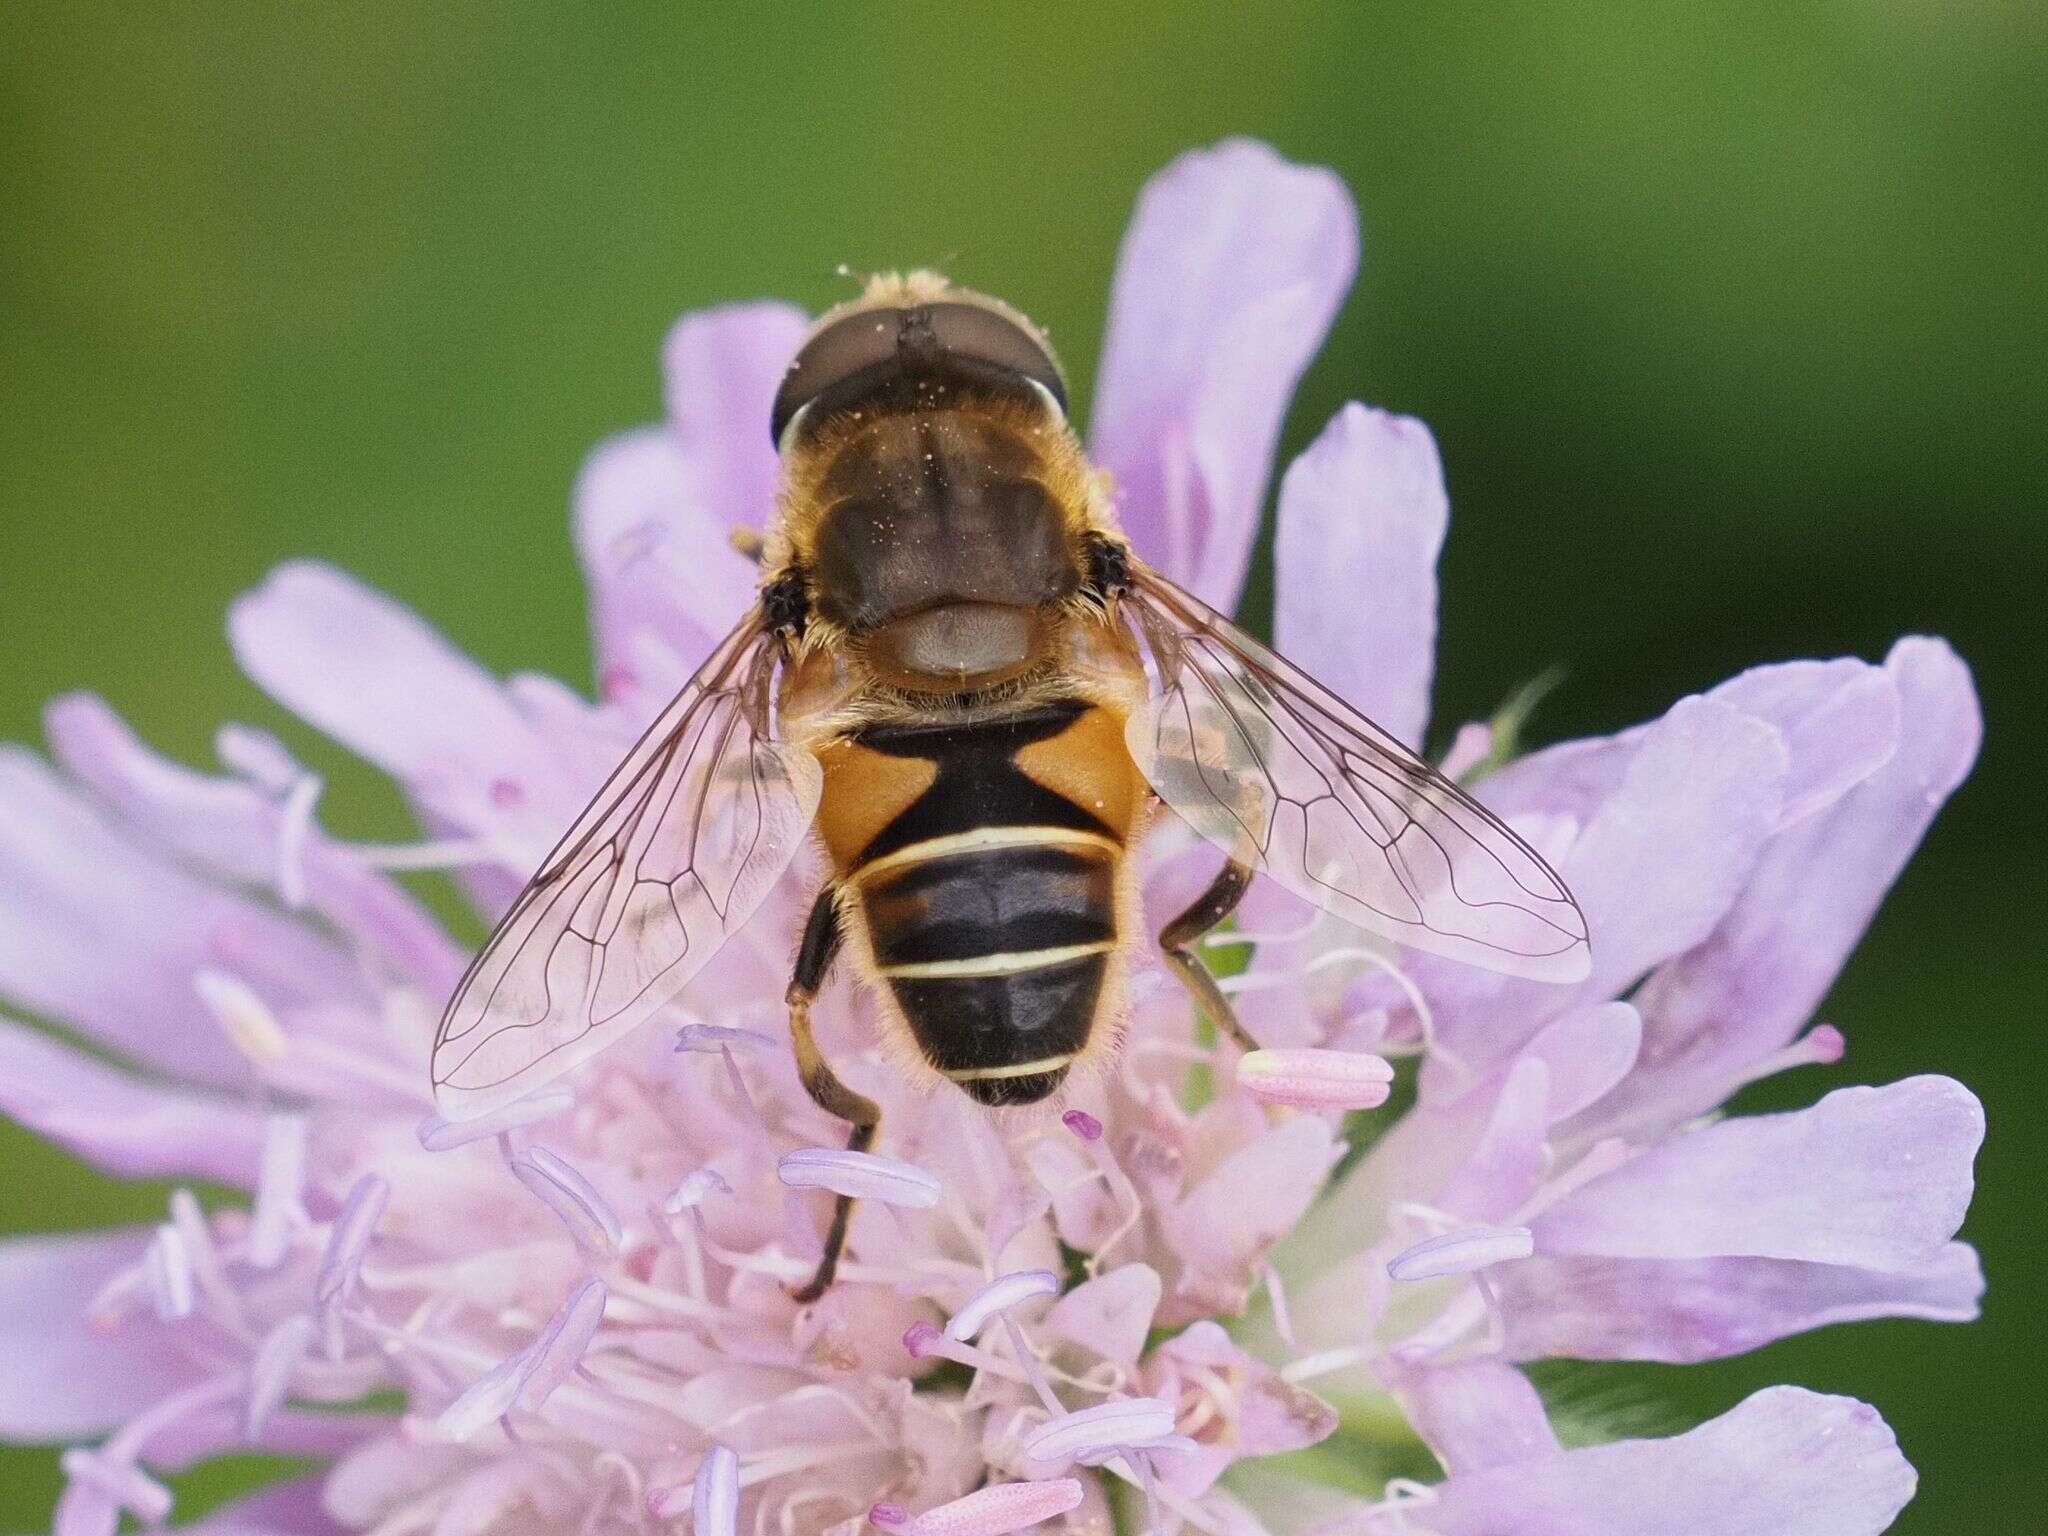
left=814, top=700, right=1143, bottom=1105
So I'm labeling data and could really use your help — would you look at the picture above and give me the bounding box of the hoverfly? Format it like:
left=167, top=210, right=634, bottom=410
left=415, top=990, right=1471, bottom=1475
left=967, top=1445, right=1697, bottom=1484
left=432, top=272, right=1590, bottom=1298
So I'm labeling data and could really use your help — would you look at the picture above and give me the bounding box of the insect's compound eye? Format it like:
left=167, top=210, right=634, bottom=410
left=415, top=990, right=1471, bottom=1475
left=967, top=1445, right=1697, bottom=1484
left=771, top=300, right=1066, bottom=450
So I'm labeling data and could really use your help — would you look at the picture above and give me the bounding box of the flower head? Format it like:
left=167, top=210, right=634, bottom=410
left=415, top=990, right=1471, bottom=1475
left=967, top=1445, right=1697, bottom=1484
left=0, top=139, right=1981, bottom=1536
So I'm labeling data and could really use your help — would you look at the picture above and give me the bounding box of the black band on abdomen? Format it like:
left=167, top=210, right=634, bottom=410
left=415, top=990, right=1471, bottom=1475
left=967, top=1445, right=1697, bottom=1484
left=862, top=842, right=1116, bottom=968
left=888, top=952, right=1106, bottom=1078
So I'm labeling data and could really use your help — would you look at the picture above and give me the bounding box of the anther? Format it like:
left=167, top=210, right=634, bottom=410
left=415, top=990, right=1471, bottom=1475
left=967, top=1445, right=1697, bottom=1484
left=778, top=1148, right=941, bottom=1209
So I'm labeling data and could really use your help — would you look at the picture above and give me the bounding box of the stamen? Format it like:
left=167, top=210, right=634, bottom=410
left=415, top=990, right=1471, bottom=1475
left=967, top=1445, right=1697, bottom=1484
left=427, top=1284, right=626, bottom=1442
left=1001, top=1314, right=1067, bottom=1416
left=892, top=1480, right=1086, bottom=1536
left=601, top=665, right=639, bottom=704
left=215, top=724, right=303, bottom=793
left=58, top=1450, right=172, bottom=1526
left=520, top=1278, right=609, bottom=1409
left=1387, top=1225, right=1533, bottom=1282
left=418, top=1085, right=575, bottom=1151
left=245, top=1315, right=315, bottom=1435
left=1520, top=1136, right=1632, bottom=1217
left=903, top=1322, right=1037, bottom=1387
left=193, top=968, right=288, bottom=1064
left=437, top=1347, right=531, bottom=1441
left=1200, top=911, right=1322, bottom=948
left=1262, top=1263, right=1298, bottom=1351
left=664, top=1167, right=734, bottom=1213
left=1061, top=1109, right=1102, bottom=1143
left=1129, top=1445, right=1163, bottom=1536
left=167, top=1189, right=233, bottom=1317
left=778, top=1148, right=942, bottom=1209
left=286, top=1034, right=432, bottom=1102
left=512, top=1148, right=623, bottom=1254
left=1238, top=1048, right=1394, bottom=1110
left=274, top=770, right=322, bottom=909
left=346, top=837, right=500, bottom=872
left=675, top=1023, right=776, bottom=1053
left=945, top=1269, right=1060, bottom=1341
left=1798, top=1023, right=1847, bottom=1063
left=143, top=1224, right=193, bottom=1321
left=247, top=1113, right=310, bottom=1268
left=1734, top=1023, right=1848, bottom=1091
left=1279, top=1345, right=1371, bottom=1385
left=1023, top=1398, right=1179, bottom=1465
left=695, top=1444, right=740, bottom=1536
left=1389, top=1284, right=1491, bottom=1362
left=315, top=1174, right=388, bottom=1354
left=1075, top=1434, right=1200, bottom=1468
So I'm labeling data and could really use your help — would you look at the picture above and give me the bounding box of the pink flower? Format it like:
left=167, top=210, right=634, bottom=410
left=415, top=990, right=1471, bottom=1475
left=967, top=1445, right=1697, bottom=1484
left=0, top=139, right=1981, bottom=1536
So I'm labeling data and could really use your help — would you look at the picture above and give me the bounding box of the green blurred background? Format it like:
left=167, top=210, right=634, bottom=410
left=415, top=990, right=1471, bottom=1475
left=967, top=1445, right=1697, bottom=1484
left=3, top=3, right=2041, bottom=1529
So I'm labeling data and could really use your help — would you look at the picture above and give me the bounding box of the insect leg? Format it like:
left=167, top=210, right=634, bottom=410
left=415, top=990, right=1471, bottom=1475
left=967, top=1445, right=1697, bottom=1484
left=785, top=884, right=880, bottom=1303
left=1158, top=858, right=1259, bottom=1053
left=729, top=527, right=767, bottom=564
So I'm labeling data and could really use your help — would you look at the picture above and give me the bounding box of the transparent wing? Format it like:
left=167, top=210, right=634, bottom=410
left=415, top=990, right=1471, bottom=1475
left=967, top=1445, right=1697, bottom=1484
left=1122, top=564, right=1590, bottom=982
left=431, top=610, right=821, bottom=1119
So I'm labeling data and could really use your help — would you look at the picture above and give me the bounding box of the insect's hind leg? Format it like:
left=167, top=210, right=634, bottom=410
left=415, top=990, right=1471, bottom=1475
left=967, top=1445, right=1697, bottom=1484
left=1159, top=857, right=1259, bottom=1053
left=786, top=884, right=880, bottom=1304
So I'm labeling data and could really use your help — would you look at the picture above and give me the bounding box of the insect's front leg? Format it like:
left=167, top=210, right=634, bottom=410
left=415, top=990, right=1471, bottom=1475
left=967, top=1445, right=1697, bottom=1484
left=785, top=883, right=880, bottom=1303
left=1159, top=857, right=1259, bottom=1053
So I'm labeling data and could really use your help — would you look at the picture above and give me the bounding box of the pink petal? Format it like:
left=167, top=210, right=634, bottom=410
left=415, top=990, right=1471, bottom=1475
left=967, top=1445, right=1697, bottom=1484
left=1434, top=1058, right=1550, bottom=1222
left=1496, top=1242, right=1984, bottom=1364
left=1391, top=1387, right=1914, bottom=1536
left=1484, top=656, right=1897, bottom=836
left=1533, top=1076, right=1983, bottom=1270
left=1700, top=659, right=1901, bottom=828
left=1424, top=697, right=1788, bottom=1098
left=661, top=302, right=809, bottom=483
left=1168, top=1114, right=1342, bottom=1317
left=1387, top=1357, right=1560, bottom=1475
left=227, top=562, right=585, bottom=866
left=1041, top=1264, right=1162, bottom=1368
left=1143, top=1322, right=1337, bottom=1497
left=575, top=302, right=806, bottom=676
left=1595, top=639, right=1981, bottom=1133
left=0, top=750, right=357, bottom=1086
left=575, top=431, right=751, bottom=678
left=0, top=1229, right=200, bottom=1439
left=0, top=1019, right=266, bottom=1183
left=45, top=694, right=461, bottom=995
left=1091, top=138, right=1357, bottom=609
left=1514, top=1002, right=1641, bottom=1125
left=1273, top=405, right=1447, bottom=748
